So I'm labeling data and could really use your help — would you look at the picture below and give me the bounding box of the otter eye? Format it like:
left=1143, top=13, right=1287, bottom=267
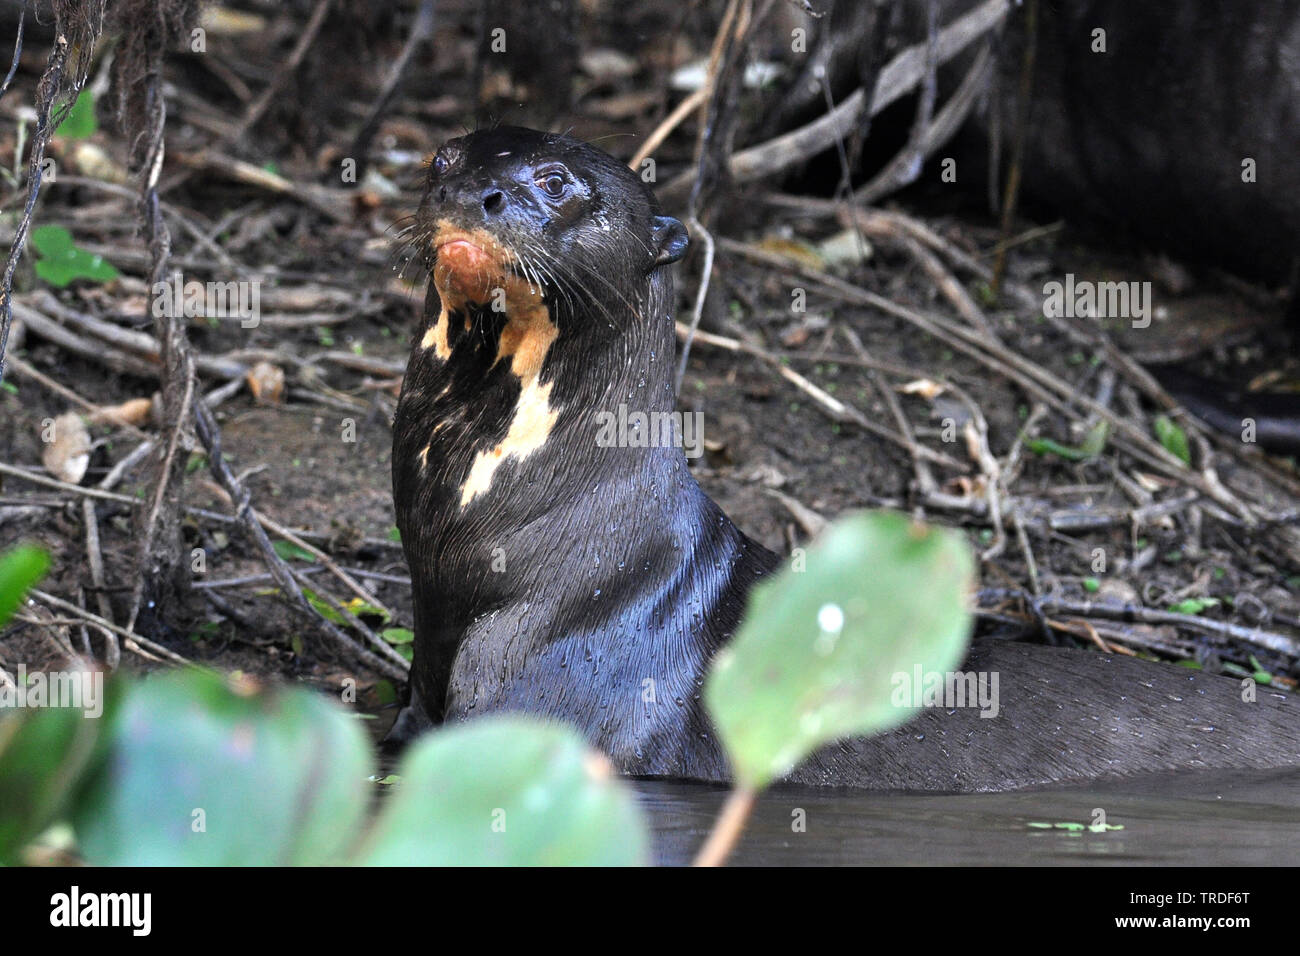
left=432, top=152, right=449, bottom=176
left=538, top=172, right=567, bottom=198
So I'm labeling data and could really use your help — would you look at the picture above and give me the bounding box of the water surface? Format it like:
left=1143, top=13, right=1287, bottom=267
left=636, top=768, right=1300, bottom=866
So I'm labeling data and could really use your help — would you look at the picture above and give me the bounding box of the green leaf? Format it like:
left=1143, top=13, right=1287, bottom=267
left=1027, top=820, right=1123, bottom=832
left=1025, top=421, right=1109, bottom=462
left=272, top=540, right=317, bottom=563
left=1079, top=420, right=1111, bottom=458
left=359, top=717, right=647, bottom=866
left=29, top=224, right=73, bottom=256
left=54, top=89, right=97, bottom=140
left=371, top=679, right=397, bottom=706
left=1249, top=655, right=1273, bottom=685
left=72, top=671, right=370, bottom=865
left=343, top=597, right=389, bottom=623
left=381, top=627, right=414, bottom=645
left=0, top=680, right=118, bottom=865
left=303, top=591, right=343, bottom=621
left=188, top=620, right=220, bottom=643
left=0, top=546, right=50, bottom=629
left=1153, top=415, right=1191, bottom=464
left=388, top=527, right=402, bottom=542
left=1168, top=597, right=1219, bottom=615
left=1082, top=577, right=1101, bottom=593
left=29, top=224, right=119, bottom=287
left=705, top=511, right=974, bottom=789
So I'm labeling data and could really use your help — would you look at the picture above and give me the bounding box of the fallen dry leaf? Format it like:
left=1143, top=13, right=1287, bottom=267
left=899, top=378, right=947, bottom=400
left=88, top=397, right=153, bottom=428
left=247, top=361, right=286, bottom=404
left=41, top=411, right=91, bottom=485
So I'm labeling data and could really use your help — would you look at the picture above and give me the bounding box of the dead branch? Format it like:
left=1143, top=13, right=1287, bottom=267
left=0, top=0, right=109, bottom=383
left=658, top=0, right=1011, bottom=202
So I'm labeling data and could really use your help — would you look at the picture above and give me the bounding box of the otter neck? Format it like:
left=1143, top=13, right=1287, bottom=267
left=399, top=264, right=681, bottom=532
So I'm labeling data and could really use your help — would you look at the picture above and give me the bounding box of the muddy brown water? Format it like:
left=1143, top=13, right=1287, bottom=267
left=636, top=769, right=1300, bottom=866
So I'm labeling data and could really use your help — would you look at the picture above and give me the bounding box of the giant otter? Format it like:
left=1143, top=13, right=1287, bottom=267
left=390, top=125, right=1300, bottom=791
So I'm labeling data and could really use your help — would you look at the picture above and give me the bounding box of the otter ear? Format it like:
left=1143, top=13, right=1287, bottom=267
left=650, top=215, right=689, bottom=267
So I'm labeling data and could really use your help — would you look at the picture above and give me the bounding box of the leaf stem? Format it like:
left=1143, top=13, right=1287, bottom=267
left=692, top=785, right=757, bottom=867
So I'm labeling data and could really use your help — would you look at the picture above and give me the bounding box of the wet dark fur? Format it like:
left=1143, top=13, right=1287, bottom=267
left=1150, top=366, right=1300, bottom=457
left=391, top=126, right=1300, bottom=791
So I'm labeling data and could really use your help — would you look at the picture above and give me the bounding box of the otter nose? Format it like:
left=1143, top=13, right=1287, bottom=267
left=481, top=189, right=506, bottom=215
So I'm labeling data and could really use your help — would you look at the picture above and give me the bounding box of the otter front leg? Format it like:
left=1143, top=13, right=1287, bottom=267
left=383, top=683, right=434, bottom=745
left=384, top=616, right=461, bottom=744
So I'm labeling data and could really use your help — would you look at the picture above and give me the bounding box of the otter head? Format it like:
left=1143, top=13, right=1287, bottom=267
left=416, top=126, right=688, bottom=325
left=402, top=127, right=690, bottom=510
